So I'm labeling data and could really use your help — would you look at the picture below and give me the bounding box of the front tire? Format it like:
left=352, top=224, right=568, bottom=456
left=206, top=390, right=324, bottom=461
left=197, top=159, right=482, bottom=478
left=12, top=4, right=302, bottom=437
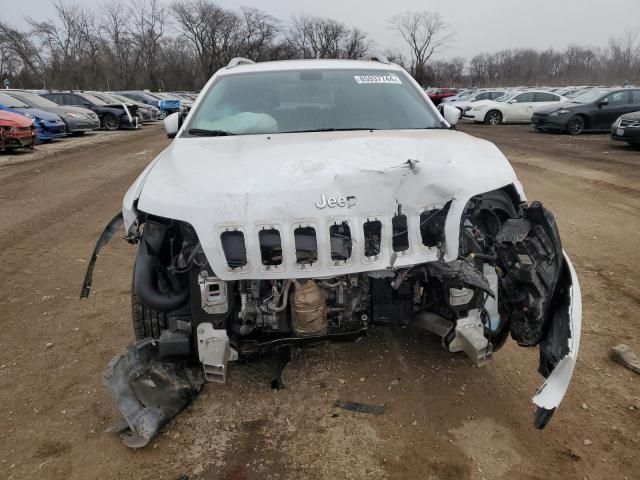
left=102, top=114, right=119, bottom=131
left=567, top=116, right=585, bottom=135
left=131, top=271, right=167, bottom=340
left=484, top=110, right=503, bottom=126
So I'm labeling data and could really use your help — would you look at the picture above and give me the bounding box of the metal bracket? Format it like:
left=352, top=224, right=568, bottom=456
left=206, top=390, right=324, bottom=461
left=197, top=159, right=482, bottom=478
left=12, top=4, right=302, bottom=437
left=196, top=323, right=237, bottom=383
left=448, top=310, right=493, bottom=367
left=198, top=273, right=228, bottom=314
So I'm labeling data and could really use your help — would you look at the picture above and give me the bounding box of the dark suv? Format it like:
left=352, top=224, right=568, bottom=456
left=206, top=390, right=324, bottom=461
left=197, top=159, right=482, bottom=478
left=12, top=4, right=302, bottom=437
left=532, top=88, right=640, bottom=134
left=41, top=92, right=140, bottom=131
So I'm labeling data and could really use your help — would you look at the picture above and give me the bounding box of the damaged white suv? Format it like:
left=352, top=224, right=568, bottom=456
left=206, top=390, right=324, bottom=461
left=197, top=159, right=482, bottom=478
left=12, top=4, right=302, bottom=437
left=82, top=57, right=581, bottom=448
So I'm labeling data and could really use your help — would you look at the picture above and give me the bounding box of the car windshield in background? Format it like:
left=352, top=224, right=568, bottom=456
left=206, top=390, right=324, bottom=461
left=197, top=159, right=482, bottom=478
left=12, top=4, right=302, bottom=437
left=186, top=69, right=441, bottom=136
left=82, top=93, right=108, bottom=105
left=17, top=92, right=60, bottom=108
left=571, top=89, right=610, bottom=103
left=0, top=93, right=30, bottom=108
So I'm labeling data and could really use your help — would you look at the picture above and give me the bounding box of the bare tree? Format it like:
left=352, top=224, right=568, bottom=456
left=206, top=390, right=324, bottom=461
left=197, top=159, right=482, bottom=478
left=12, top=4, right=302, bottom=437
left=389, top=11, right=452, bottom=86
left=129, top=0, right=167, bottom=89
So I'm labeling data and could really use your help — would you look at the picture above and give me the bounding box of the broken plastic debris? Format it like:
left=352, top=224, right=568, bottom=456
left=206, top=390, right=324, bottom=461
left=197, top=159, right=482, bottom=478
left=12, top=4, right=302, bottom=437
left=334, top=400, right=386, bottom=415
left=610, top=344, right=640, bottom=374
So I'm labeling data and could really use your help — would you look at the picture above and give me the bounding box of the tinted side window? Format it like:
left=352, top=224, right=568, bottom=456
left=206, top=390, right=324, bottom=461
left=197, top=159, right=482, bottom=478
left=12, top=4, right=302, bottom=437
left=475, top=92, right=491, bottom=100
left=490, top=92, right=506, bottom=99
left=514, top=92, right=535, bottom=102
left=67, top=94, right=86, bottom=106
left=55, top=94, right=70, bottom=105
left=630, top=90, right=640, bottom=103
left=534, top=92, right=559, bottom=102
left=43, top=94, right=60, bottom=104
left=604, top=91, right=629, bottom=106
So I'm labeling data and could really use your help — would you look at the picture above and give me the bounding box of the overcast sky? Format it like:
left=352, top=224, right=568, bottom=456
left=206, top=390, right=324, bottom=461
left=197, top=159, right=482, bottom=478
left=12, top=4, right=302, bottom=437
left=4, top=0, right=640, bottom=59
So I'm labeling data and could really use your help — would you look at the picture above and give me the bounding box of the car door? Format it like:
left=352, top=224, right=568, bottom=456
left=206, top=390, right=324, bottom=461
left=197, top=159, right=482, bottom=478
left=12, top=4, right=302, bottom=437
left=595, top=90, right=631, bottom=129
left=505, top=92, right=536, bottom=122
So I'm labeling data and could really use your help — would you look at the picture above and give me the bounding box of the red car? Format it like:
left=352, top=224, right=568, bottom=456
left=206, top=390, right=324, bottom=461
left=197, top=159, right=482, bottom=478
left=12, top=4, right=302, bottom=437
left=0, top=110, right=36, bottom=150
left=427, top=88, right=459, bottom=106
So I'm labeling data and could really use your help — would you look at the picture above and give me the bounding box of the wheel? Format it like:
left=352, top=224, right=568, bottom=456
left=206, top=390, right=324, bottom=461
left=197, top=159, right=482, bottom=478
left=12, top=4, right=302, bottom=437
left=566, top=116, right=585, bottom=135
left=102, top=113, right=119, bottom=131
left=131, top=268, right=167, bottom=340
left=484, top=110, right=503, bottom=125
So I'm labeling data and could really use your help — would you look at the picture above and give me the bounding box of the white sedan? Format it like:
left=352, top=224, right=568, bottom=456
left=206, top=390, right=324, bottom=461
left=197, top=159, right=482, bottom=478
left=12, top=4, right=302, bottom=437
left=463, top=90, right=568, bottom=125
left=440, top=89, right=509, bottom=114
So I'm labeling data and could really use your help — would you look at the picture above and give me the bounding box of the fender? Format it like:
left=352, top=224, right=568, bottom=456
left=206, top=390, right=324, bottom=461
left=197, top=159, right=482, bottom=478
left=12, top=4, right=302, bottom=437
left=79, top=212, right=124, bottom=298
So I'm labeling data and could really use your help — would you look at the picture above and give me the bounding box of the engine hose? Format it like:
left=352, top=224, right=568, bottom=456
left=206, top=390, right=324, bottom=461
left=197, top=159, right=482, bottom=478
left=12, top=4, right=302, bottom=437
left=134, top=240, right=189, bottom=312
left=270, top=279, right=292, bottom=312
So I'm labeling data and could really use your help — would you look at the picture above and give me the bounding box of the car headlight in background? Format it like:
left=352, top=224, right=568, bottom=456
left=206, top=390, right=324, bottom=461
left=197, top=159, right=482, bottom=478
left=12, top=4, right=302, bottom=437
left=550, top=109, right=571, bottom=117
left=65, top=112, right=84, bottom=118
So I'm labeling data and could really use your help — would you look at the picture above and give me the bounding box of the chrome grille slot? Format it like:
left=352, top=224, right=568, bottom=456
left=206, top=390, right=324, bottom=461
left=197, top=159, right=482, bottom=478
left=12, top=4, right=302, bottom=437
left=363, top=220, right=382, bottom=257
left=420, top=206, right=448, bottom=248
left=220, top=230, right=247, bottom=269
left=329, top=221, right=352, bottom=262
left=294, top=226, right=318, bottom=265
left=391, top=214, right=409, bottom=252
left=258, top=228, right=283, bottom=266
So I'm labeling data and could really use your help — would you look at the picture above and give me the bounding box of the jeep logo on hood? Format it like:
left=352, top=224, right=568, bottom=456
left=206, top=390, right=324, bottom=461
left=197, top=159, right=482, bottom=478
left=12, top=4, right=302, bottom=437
left=315, top=194, right=357, bottom=209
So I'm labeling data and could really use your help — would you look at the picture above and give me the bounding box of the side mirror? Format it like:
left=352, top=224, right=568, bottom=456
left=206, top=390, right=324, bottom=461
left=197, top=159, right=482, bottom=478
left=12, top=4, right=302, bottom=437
left=83, top=101, right=92, bottom=107
left=442, top=104, right=461, bottom=126
left=598, top=99, right=609, bottom=108
left=508, top=99, right=518, bottom=104
left=164, top=112, right=181, bottom=138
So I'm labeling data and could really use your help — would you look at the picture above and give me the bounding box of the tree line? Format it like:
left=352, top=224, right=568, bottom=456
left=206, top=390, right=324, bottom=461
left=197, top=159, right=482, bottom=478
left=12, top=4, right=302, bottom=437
left=0, top=0, right=638, bottom=91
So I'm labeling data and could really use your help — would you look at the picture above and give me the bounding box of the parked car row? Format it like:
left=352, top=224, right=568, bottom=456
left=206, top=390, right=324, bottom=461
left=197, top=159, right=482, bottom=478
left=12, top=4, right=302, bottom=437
left=434, top=84, right=640, bottom=146
left=0, top=88, right=198, bottom=151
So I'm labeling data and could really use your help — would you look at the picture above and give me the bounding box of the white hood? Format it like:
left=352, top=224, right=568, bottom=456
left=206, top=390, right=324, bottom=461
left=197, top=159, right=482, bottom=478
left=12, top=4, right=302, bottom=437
left=127, top=129, right=523, bottom=280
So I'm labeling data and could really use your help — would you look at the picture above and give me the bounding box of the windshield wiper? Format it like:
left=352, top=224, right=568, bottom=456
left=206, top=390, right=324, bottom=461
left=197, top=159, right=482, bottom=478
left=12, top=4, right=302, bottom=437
left=282, top=128, right=379, bottom=133
left=187, top=128, right=234, bottom=137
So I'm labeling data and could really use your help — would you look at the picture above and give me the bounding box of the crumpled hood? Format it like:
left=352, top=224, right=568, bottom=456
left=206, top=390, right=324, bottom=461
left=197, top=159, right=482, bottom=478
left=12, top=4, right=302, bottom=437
left=0, top=110, right=33, bottom=128
left=138, top=129, right=516, bottom=223
left=132, top=129, right=522, bottom=279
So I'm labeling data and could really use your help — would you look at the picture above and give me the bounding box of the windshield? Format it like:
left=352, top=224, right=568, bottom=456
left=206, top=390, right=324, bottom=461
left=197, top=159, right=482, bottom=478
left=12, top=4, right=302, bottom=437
left=111, top=93, right=136, bottom=104
left=81, top=93, right=107, bottom=105
left=571, top=89, right=610, bottom=103
left=0, top=93, right=30, bottom=108
left=92, top=93, right=122, bottom=104
left=186, top=69, right=441, bottom=136
left=13, top=92, right=59, bottom=108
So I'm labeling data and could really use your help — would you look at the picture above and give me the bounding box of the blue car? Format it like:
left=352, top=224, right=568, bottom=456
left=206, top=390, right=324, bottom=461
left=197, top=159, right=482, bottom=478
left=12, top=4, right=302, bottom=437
left=118, top=91, right=180, bottom=117
left=0, top=92, right=67, bottom=142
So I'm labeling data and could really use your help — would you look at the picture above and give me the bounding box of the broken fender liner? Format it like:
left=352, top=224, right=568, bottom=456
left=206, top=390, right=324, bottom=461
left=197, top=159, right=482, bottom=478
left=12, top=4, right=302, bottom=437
left=531, top=252, right=581, bottom=429
left=104, top=338, right=203, bottom=448
left=79, top=212, right=123, bottom=299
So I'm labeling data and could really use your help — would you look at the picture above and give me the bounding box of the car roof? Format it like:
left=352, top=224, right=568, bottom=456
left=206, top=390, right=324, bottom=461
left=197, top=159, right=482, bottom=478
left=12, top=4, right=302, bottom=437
left=216, top=59, right=404, bottom=77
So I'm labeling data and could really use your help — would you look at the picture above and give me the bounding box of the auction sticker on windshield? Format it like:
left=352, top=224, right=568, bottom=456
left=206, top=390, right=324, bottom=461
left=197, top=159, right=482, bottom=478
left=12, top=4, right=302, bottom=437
left=354, top=74, right=402, bottom=84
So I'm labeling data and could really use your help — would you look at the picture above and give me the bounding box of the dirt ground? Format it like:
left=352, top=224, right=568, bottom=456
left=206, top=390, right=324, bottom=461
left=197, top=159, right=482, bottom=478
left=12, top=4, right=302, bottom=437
left=0, top=122, right=639, bottom=480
